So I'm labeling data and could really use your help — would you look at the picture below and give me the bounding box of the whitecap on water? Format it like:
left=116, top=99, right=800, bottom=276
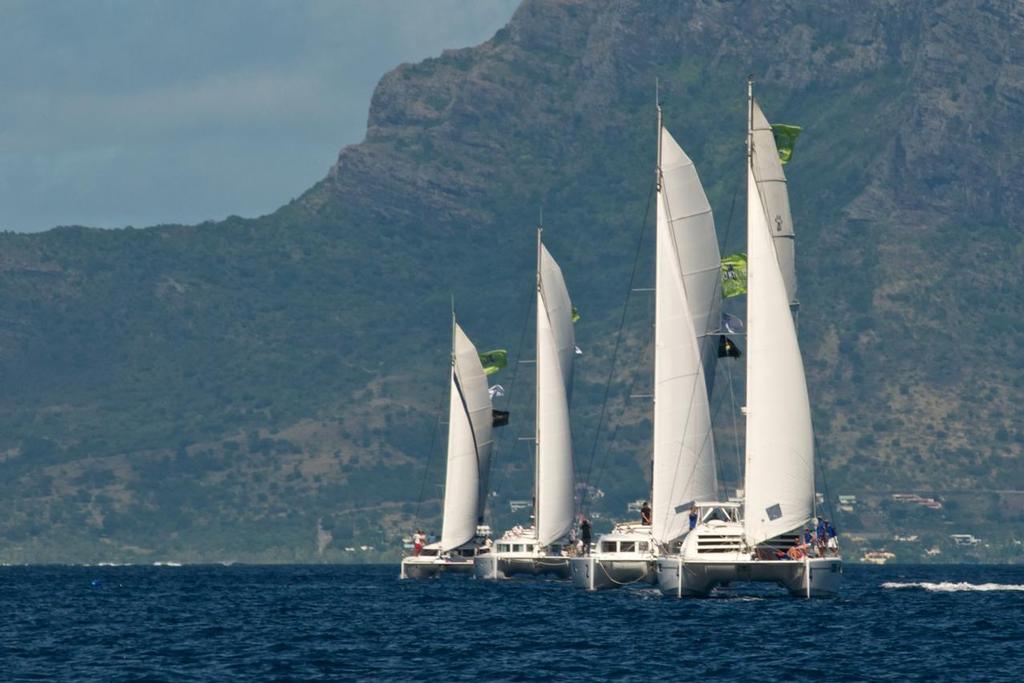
left=881, top=581, right=1024, bottom=592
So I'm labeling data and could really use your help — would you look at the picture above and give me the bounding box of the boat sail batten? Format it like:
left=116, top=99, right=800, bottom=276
left=751, top=101, right=798, bottom=311
left=650, top=127, right=721, bottom=546
left=741, top=166, right=814, bottom=548
left=536, top=244, right=576, bottom=547
left=440, top=324, right=494, bottom=551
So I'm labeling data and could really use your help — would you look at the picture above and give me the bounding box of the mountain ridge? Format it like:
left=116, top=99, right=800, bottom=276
left=0, top=0, right=1021, bottom=563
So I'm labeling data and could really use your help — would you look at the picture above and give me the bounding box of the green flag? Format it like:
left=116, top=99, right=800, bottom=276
left=478, top=349, right=508, bottom=376
left=571, top=307, right=581, bottom=324
left=771, top=123, right=801, bottom=164
left=721, top=253, right=747, bottom=298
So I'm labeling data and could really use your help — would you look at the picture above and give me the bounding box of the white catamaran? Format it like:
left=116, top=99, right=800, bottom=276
left=571, top=103, right=723, bottom=591
left=474, top=230, right=576, bottom=580
left=401, top=317, right=494, bottom=579
left=654, top=81, right=842, bottom=597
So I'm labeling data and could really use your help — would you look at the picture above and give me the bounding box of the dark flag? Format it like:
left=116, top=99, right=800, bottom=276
left=492, top=410, right=510, bottom=427
left=718, top=336, right=742, bottom=359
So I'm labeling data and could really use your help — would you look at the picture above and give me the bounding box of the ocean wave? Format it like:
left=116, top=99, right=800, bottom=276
left=881, top=581, right=1024, bottom=592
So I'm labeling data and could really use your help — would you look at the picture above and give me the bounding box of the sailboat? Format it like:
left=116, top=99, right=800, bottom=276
left=654, top=80, right=842, bottom=597
left=571, top=101, right=723, bottom=590
left=400, top=315, right=495, bottom=579
left=474, top=229, right=576, bottom=580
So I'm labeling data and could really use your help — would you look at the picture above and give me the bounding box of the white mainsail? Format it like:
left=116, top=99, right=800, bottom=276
left=440, top=322, right=494, bottom=551
left=742, top=163, right=814, bottom=547
left=535, top=242, right=576, bottom=546
left=650, top=126, right=722, bottom=545
left=751, top=101, right=797, bottom=311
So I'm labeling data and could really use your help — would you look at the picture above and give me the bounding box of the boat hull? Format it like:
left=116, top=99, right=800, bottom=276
left=399, top=557, right=474, bottom=580
left=473, top=553, right=570, bottom=580
left=656, top=556, right=842, bottom=597
left=570, top=556, right=655, bottom=590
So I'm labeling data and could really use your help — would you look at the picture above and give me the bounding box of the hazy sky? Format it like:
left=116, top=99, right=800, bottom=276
left=0, top=0, right=519, bottom=232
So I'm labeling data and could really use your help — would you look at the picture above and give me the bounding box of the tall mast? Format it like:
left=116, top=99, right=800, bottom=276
left=450, top=294, right=457, bottom=378
left=747, top=75, right=754, bottom=167
left=534, top=221, right=542, bottom=536
left=652, top=82, right=662, bottom=506
left=746, top=74, right=755, bottom=412
left=656, top=79, right=663, bottom=191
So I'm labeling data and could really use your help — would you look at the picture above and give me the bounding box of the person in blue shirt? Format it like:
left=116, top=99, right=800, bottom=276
left=689, top=506, right=699, bottom=530
left=827, top=521, right=838, bottom=555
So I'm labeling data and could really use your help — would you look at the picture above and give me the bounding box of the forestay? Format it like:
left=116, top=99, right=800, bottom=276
left=650, top=127, right=722, bottom=546
left=742, top=168, right=814, bottom=547
left=440, top=323, right=494, bottom=551
left=536, top=244, right=576, bottom=546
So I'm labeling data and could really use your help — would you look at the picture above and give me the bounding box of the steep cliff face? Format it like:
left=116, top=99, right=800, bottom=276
left=0, top=1, right=1020, bottom=561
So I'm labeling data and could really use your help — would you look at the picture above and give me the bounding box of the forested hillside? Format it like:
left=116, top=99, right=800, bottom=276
left=0, top=0, right=1021, bottom=563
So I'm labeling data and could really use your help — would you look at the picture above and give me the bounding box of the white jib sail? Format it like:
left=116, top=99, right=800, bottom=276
left=440, top=323, right=494, bottom=551
left=751, top=101, right=797, bottom=310
left=742, top=166, right=814, bottom=547
left=650, top=128, right=721, bottom=546
left=536, top=244, right=576, bottom=546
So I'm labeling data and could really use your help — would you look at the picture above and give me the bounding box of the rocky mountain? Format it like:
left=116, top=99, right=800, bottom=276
left=0, top=0, right=1021, bottom=563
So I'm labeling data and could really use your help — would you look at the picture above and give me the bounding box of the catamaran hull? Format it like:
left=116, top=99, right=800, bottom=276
left=473, top=554, right=570, bottom=580
left=570, top=556, right=655, bottom=590
left=399, top=558, right=474, bottom=580
left=655, top=557, right=842, bottom=597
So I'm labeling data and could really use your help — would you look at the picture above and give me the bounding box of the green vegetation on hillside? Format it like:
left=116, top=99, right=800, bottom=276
left=0, top=0, right=1021, bottom=563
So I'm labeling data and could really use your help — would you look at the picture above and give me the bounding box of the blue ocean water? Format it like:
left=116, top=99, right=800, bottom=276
left=1, top=564, right=1021, bottom=682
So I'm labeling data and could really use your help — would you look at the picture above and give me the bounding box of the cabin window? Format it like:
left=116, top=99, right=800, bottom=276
left=525, top=545, right=534, bottom=552
left=498, top=544, right=509, bottom=553
left=513, top=544, right=524, bottom=552
left=638, top=542, right=649, bottom=551
left=620, top=541, right=636, bottom=552
left=601, top=541, right=617, bottom=553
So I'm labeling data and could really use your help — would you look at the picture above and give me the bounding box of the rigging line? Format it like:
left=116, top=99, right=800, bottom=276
left=724, top=361, right=744, bottom=494
left=719, top=181, right=741, bottom=256
left=708, top=362, right=733, bottom=502
left=584, top=340, right=648, bottom=513
left=485, top=284, right=535, bottom=516
left=578, top=181, right=655, bottom=512
left=412, top=375, right=451, bottom=529
left=813, top=433, right=838, bottom=527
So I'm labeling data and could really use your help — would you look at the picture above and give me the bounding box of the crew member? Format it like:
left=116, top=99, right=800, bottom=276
left=413, top=529, right=425, bottom=556
left=640, top=501, right=652, bottom=526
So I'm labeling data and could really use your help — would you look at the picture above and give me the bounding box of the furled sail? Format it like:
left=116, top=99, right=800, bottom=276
left=650, top=127, right=722, bottom=546
left=742, top=166, right=814, bottom=547
left=751, top=101, right=797, bottom=312
left=536, top=244, right=576, bottom=546
left=440, top=323, right=494, bottom=551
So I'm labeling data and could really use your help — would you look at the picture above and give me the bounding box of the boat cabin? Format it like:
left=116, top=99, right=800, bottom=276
left=693, top=501, right=742, bottom=525
left=598, top=539, right=651, bottom=554
left=496, top=542, right=536, bottom=553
